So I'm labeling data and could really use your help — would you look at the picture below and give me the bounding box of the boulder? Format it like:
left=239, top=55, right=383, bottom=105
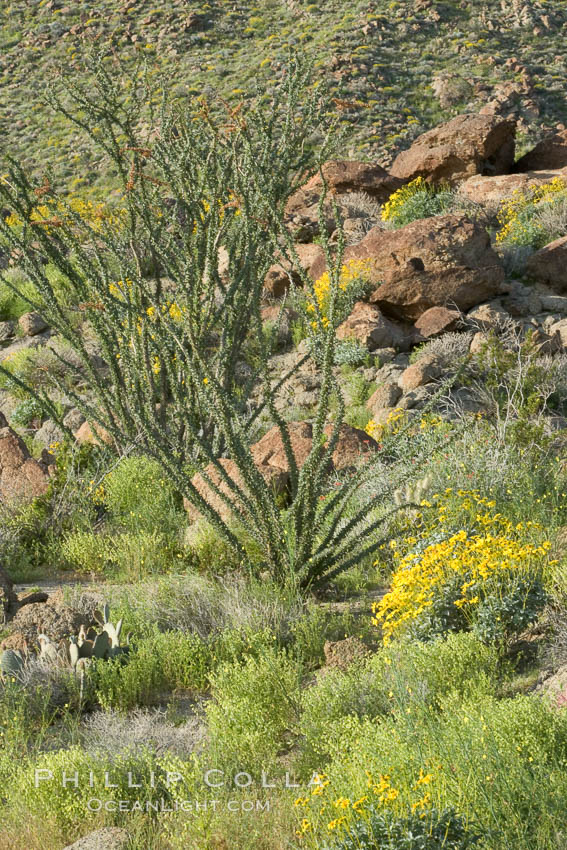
left=515, top=130, right=567, bottom=172
left=62, top=828, right=129, bottom=850
left=459, top=168, right=567, bottom=205
left=74, top=420, right=113, bottom=446
left=526, top=236, right=567, bottom=293
left=33, top=420, right=64, bottom=450
left=286, top=160, right=403, bottom=215
left=185, top=423, right=378, bottom=522
left=336, top=301, right=410, bottom=351
left=18, top=311, right=48, bottom=336
left=264, top=243, right=325, bottom=298
left=550, top=319, right=567, bottom=349
left=466, top=301, right=510, bottom=331
left=0, top=412, right=50, bottom=503
left=309, top=214, right=503, bottom=322
left=390, top=113, right=516, bottom=185
left=0, top=320, right=16, bottom=343
left=366, top=381, right=402, bottom=414
left=398, top=354, right=444, bottom=392
left=413, top=306, right=461, bottom=339
left=541, top=295, right=567, bottom=314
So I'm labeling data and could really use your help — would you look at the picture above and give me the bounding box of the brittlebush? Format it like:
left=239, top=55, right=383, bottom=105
left=373, top=490, right=552, bottom=644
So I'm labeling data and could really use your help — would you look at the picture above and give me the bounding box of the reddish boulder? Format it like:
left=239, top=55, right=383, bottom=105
left=514, top=130, right=567, bottom=172
left=398, top=354, right=444, bottom=392
left=459, top=168, right=567, bottom=205
left=185, top=423, right=379, bottom=522
left=74, top=420, right=113, bottom=446
left=413, top=306, right=461, bottom=339
left=526, top=236, right=567, bottom=294
left=336, top=301, right=410, bottom=351
left=309, top=214, right=502, bottom=322
left=286, top=160, right=403, bottom=215
left=264, top=243, right=325, bottom=298
left=366, top=382, right=402, bottom=414
left=0, top=413, right=50, bottom=503
left=391, top=113, right=516, bottom=185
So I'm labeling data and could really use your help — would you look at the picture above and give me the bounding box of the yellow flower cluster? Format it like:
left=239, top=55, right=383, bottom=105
left=306, top=259, right=371, bottom=331
left=496, top=177, right=567, bottom=246
left=296, top=765, right=440, bottom=836
left=373, top=491, right=551, bottom=644
left=381, top=177, right=428, bottom=222
left=365, top=407, right=406, bottom=441
left=5, top=197, right=127, bottom=234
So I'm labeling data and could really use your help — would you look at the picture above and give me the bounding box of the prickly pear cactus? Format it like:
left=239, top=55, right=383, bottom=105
left=1, top=648, right=25, bottom=680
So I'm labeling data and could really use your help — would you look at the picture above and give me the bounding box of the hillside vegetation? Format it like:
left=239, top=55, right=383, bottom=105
left=1, top=0, right=567, bottom=192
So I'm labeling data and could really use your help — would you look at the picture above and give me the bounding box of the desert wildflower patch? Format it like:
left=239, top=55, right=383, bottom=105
left=381, top=177, right=455, bottom=228
left=373, top=490, right=551, bottom=644
left=306, top=259, right=372, bottom=332
left=496, top=176, right=567, bottom=249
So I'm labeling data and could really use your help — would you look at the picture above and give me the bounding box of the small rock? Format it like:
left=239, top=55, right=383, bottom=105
left=526, top=236, right=567, bottom=294
left=550, top=319, right=567, bottom=349
left=74, top=421, right=112, bottom=446
left=33, top=420, right=64, bottom=450
left=263, top=244, right=325, bottom=298
left=62, top=827, right=129, bottom=850
left=337, top=302, right=410, bottom=351
left=467, top=301, right=510, bottom=331
left=398, top=384, right=437, bottom=409
left=18, top=311, right=48, bottom=336
left=398, top=354, right=444, bottom=392
left=63, top=408, right=86, bottom=431
left=366, top=382, right=402, bottom=414
left=0, top=320, right=16, bottom=343
left=541, top=295, right=567, bottom=314
left=469, top=331, right=491, bottom=355
left=413, top=306, right=461, bottom=339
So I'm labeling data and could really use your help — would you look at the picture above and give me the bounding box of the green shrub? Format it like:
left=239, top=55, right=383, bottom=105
left=206, top=647, right=302, bottom=771
left=9, top=398, right=44, bottom=427
left=10, top=745, right=191, bottom=831
left=299, top=633, right=500, bottom=767
left=94, top=629, right=212, bottom=711
left=381, top=178, right=456, bottom=228
left=496, top=177, right=567, bottom=250
left=61, top=529, right=175, bottom=579
left=319, top=806, right=486, bottom=850
left=99, top=454, right=183, bottom=536
left=301, top=693, right=567, bottom=849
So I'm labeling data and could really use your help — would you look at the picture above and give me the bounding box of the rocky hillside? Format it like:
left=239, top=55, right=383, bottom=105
left=1, top=0, right=567, bottom=193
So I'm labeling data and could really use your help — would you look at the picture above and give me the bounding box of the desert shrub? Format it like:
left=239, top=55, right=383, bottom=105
left=9, top=745, right=192, bottom=831
left=381, top=178, right=456, bottom=228
left=302, top=259, right=373, bottom=358
left=373, top=490, right=551, bottom=644
left=206, top=646, right=303, bottom=771
left=81, top=706, right=206, bottom=759
left=496, top=176, right=567, bottom=250
left=333, top=339, right=371, bottom=368
left=298, top=694, right=567, bottom=849
left=318, top=806, right=486, bottom=850
left=299, top=632, right=499, bottom=767
left=60, top=528, right=175, bottom=579
left=0, top=266, right=37, bottom=320
left=95, top=454, right=183, bottom=536
left=93, top=629, right=213, bottom=711
left=9, top=398, right=43, bottom=427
